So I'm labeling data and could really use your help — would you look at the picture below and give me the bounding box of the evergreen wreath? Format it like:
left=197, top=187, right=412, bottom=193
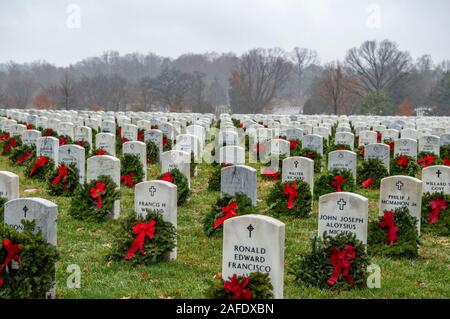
left=298, top=148, right=322, bottom=173
left=421, top=193, right=450, bottom=236
left=289, top=139, right=302, bottom=156
left=356, top=146, right=365, bottom=160
left=314, top=169, right=355, bottom=199
left=368, top=207, right=420, bottom=258
left=47, top=162, right=80, bottom=196
left=108, top=210, right=176, bottom=265
left=58, top=135, right=73, bottom=146
left=357, top=158, right=388, bottom=189
left=0, top=221, right=59, bottom=298
left=157, top=168, right=190, bottom=205
left=25, top=156, right=55, bottom=180
left=440, top=145, right=450, bottom=164
left=390, top=155, right=420, bottom=177
left=289, top=233, right=369, bottom=290
left=383, top=139, right=395, bottom=154
left=266, top=180, right=312, bottom=218
left=9, top=144, right=35, bottom=166
left=120, top=154, right=144, bottom=188
left=74, top=140, right=91, bottom=156
left=417, top=151, right=442, bottom=168
left=41, top=128, right=57, bottom=137
left=203, top=193, right=253, bottom=237
left=163, top=135, right=172, bottom=152
left=1, top=136, right=22, bottom=156
left=145, top=140, right=159, bottom=164
left=68, top=175, right=120, bottom=221
left=205, top=272, right=274, bottom=299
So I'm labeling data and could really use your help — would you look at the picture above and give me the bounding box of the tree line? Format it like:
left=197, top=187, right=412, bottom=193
left=0, top=39, right=449, bottom=115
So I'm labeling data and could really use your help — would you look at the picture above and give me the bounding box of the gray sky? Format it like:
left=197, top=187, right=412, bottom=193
left=1, top=0, right=449, bottom=66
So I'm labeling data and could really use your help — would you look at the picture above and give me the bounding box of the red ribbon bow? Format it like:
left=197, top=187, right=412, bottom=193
left=51, top=164, right=68, bottom=185
left=428, top=197, right=447, bottom=224
left=358, top=148, right=365, bottom=156
left=118, top=127, right=122, bottom=136
left=418, top=154, right=435, bottom=168
left=43, top=128, right=53, bottom=136
left=125, top=220, right=156, bottom=261
left=0, top=132, right=9, bottom=141
left=138, top=130, right=144, bottom=141
left=397, top=155, right=409, bottom=168
left=96, top=149, right=106, bottom=155
left=26, top=124, right=33, bottom=129
left=30, top=156, right=49, bottom=176
left=214, top=201, right=238, bottom=229
left=331, top=175, right=346, bottom=192
left=326, top=245, right=356, bottom=286
left=160, top=172, right=174, bottom=183
left=223, top=274, right=253, bottom=299
left=90, top=182, right=106, bottom=209
left=163, top=135, right=168, bottom=146
left=238, top=123, right=244, bottom=129
left=0, top=239, right=21, bottom=287
left=377, top=132, right=382, bottom=142
left=121, top=138, right=129, bottom=144
left=16, top=151, right=32, bottom=164
left=59, top=136, right=67, bottom=146
left=379, top=210, right=399, bottom=245
left=263, top=168, right=279, bottom=180
left=304, top=151, right=316, bottom=159
left=388, top=142, right=394, bottom=150
left=289, top=140, right=297, bottom=150
left=442, top=159, right=450, bottom=166
left=338, top=146, right=345, bottom=150
left=361, top=178, right=374, bottom=189
left=2, top=138, right=16, bottom=155
left=121, top=172, right=135, bottom=187
left=284, top=182, right=298, bottom=209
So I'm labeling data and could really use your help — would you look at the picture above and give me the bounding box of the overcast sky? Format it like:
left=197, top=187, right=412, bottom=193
left=1, top=0, right=449, bottom=66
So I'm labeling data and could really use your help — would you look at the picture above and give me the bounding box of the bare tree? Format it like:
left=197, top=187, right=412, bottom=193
left=345, top=39, right=412, bottom=92
left=319, top=62, right=362, bottom=115
left=59, top=67, right=75, bottom=109
left=290, top=47, right=318, bottom=99
left=229, top=48, right=292, bottom=113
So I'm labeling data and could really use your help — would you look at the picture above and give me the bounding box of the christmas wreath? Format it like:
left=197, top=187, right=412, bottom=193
left=47, top=163, right=80, bottom=196
left=163, top=135, right=172, bottom=152
left=357, top=159, right=388, bottom=189
left=421, top=193, right=450, bottom=236
left=9, top=144, right=36, bottom=166
left=25, top=156, right=55, bottom=180
left=390, top=155, right=420, bottom=177
left=146, top=140, right=159, bottom=164
left=327, top=144, right=352, bottom=153
left=58, top=135, right=73, bottom=146
left=41, top=128, right=57, bottom=137
left=440, top=145, right=450, bottom=165
left=368, top=207, right=420, bottom=258
left=289, top=233, right=369, bottom=290
left=298, top=148, right=322, bottom=173
left=92, top=148, right=111, bottom=156
left=108, top=210, right=176, bottom=265
left=75, top=140, right=91, bottom=156
left=68, top=175, right=120, bottom=221
left=0, top=221, right=58, bottom=298
left=203, top=193, right=253, bottom=237
left=158, top=168, right=190, bottom=205
left=207, top=164, right=232, bottom=191
left=417, top=152, right=442, bottom=168
left=266, top=180, right=312, bottom=218
left=205, top=272, right=274, bottom=299
left=1, top=136, right=21, bottom=156
left=314, top=169, right=355, bottom=199
left=289, top=139, right=302, bottom=156
left=383, top=139, right=395, bottom=153
left=120, top=154, right=144, bottom=188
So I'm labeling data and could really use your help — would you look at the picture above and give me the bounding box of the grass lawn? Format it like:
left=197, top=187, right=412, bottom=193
left=1, top=136, right=449, bottom=299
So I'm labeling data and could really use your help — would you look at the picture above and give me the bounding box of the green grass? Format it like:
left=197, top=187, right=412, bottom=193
left=1, top=141, right=449, bottom=299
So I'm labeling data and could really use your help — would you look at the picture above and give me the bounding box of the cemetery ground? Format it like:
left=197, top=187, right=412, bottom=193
left=1, top=152, right=449, bottom=299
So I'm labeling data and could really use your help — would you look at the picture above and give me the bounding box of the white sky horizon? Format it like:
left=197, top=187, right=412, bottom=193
left=1, top=0, right=449, bottom=67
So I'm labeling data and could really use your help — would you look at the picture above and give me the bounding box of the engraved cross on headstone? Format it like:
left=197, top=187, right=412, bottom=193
left=436, top=170, right=442, bottom=178
left=294, top=160, right=299, bottom=168
left=247, top=224, right=254, bottom=238
left=396, top=181, right=404, bottom=190
left=337, top=199, right=347, bottom=210
left=67, top=148, right=71, bottom=155
left=23, top=205, right=28, bottom=218
left=149, top=186, right=156, bottom=196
